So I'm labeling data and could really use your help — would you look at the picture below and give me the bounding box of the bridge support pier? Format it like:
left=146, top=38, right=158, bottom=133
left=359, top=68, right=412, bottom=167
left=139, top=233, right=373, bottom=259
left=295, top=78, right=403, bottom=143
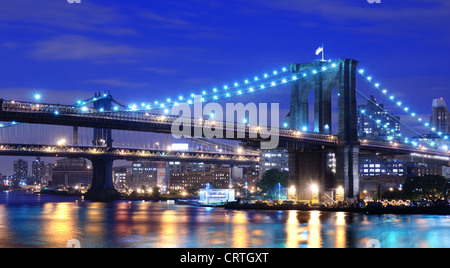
left=288, top=146, right=360, bottom=202
left=85, top=157, right=121, bottom=201
left=336, top=144, right=360, bottom=201
left=288, top=151, right=333, bottom=201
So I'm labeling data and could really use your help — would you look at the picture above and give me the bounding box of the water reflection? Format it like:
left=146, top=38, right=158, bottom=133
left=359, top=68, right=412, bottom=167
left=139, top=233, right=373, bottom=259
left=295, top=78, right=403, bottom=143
left=0, top=205, right=14, bottom=247
left=41, top=203, right=79, bottom=247
left=0, top=192, right=449, bottom=248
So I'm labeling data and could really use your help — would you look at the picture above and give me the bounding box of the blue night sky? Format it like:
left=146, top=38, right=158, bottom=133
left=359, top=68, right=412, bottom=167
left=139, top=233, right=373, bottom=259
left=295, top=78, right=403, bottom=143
left=0, top=0, right=449, bottom=174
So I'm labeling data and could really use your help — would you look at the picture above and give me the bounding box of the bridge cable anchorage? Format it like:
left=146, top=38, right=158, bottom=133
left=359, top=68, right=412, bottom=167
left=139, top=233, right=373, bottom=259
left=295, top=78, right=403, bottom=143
left=356, top=89, right=430, bottom=147
left=357, top=68, right=445, bottom=139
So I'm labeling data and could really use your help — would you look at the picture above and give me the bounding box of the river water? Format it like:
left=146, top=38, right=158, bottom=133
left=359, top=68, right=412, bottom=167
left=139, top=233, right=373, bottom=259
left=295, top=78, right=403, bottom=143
left=0, top=191, right=449, bottom=248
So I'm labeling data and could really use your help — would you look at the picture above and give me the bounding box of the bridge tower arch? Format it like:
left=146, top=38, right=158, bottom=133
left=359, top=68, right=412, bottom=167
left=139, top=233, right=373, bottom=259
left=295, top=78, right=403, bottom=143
left=288, top=59, right=360, bottom=201
left=85, top=92, right=120, bottom=201
left=92, top=92, right=114, bottom=147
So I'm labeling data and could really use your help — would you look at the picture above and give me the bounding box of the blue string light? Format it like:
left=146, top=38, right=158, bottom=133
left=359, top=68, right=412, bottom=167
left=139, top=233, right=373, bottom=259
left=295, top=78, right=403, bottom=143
left=357, top=67, right=439, bottom=136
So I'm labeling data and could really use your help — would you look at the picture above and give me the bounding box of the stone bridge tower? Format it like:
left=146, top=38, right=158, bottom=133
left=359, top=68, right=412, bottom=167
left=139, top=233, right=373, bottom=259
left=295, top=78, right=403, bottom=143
left=288, top=59, right=360, bottom=201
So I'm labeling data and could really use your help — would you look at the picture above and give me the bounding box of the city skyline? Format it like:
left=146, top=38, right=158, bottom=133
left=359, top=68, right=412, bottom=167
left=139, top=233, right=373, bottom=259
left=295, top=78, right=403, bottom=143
left=1, top=0, right=450, bottom=250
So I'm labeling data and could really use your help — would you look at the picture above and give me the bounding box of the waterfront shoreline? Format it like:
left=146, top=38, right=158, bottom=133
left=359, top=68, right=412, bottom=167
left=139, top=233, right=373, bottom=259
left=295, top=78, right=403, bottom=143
left=21, top=191, right=450, bottom=215
left=223, top=203, right=450, bottom=215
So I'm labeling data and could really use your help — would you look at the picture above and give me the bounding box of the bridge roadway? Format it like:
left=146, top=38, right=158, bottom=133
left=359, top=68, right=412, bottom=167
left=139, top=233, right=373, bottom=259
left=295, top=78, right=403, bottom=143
left=0, top=143, right=259, bottom=165
left=0, top=99, right=338, bottom=145
left=1, top=99, right=449, bottom=157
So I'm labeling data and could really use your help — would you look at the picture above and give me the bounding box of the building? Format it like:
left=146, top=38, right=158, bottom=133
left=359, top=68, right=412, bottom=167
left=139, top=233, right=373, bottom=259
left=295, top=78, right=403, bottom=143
left=245, top=164, right=260, bottom=193
left=1, top=175, right=13, bottom=187
left=358, top=95, right=401, bottom=141
left=259, top=149, right=289, bottom=178
left=130, top=160, right=166, bottom=190
left=113, top=166, right=132, bottom=192
left=168, top=162, right=231, bottom=190
left=360, top=175, right=406, bottom=200
left=13, top=159, right=28, bottom=186
left=412, top=165, right=450, bottom=179
left=41, top=163, right=53, bottom=185
left=230, top=166, right=245, bottom=185
left=31, top=157, right=45, bottom=184
left=359, top=156, right=407, bottom=178
left=430, top=98, right=450, bottom=134
left=199, top=188, right=236, bottom=205
left=51, top=158, right=92, bottom=188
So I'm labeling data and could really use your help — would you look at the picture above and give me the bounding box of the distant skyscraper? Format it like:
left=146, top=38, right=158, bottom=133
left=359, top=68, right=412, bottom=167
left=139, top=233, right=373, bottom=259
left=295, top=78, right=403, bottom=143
left=42, top=163, right=53, bottom=185
left=430, top=98, right=449, bottom=134
left=13, top=159, right=28, bottom=186
left=357, top=95, right=401, bottom=141
left=31, top=157, right=45, bottom=184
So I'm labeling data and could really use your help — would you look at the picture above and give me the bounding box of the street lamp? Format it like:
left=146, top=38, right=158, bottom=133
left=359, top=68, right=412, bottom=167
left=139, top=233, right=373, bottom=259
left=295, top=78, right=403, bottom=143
left=57, top=139, right=67, bottom=146
left=289, top=185, right=296, bottom=201
left=311, top=184, right=319, bottom=204
left=336, top=186, right=345, bottom=202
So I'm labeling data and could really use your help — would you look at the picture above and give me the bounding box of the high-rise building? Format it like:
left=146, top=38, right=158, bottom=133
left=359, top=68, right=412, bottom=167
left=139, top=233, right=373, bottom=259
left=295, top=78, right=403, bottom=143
left=13, top=159, right=28, bottom=186
left=358, top=95, right=401, bottom=141
left=31, top=157, right=45, bottom=184
left=42, top=163, right=53, bottom=185
left=430, top=98, right=450, bottom=134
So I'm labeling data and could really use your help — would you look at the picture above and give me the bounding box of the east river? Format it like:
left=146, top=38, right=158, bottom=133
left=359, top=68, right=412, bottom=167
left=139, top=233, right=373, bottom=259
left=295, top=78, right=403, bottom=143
left=0, top=191, right=449, bottom=248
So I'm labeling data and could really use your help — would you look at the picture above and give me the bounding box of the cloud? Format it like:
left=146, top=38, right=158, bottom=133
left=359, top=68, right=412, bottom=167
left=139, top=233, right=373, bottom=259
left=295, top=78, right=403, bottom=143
left=29, top=35, right=147, bottom=61
left=1, top=42, right=18, bottom=49
left=138, top=11, right=192, bottom=27
left=256, top=0, right=450, bottom=38
left=141, top=67, right=180, bottom=75
left=0, top=0, right=137, bottom=36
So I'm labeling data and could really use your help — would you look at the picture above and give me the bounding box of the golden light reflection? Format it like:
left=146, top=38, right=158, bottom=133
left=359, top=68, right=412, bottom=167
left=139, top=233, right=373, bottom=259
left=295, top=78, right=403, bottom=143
left=85, top=202, right=107, bottom=235
left=335, top=212, right=346, bottom=248
left=231, top=212, right=249, bottom=248
left=158, top=210, right=178, bottom=248
left=286, top=210, right=302, bottom=248
left=129, top=202, right=154, bottom=235
left=308, top=211, right=322, bottom=248
left=41, top=203, right=79, bottom=247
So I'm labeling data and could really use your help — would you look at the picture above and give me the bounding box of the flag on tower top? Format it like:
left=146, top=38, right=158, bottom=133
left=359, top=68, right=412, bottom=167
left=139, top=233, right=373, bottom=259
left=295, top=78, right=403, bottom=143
left=315, top=45, right=325, bottom=62
left=315, top=46, right=323, bottom=56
